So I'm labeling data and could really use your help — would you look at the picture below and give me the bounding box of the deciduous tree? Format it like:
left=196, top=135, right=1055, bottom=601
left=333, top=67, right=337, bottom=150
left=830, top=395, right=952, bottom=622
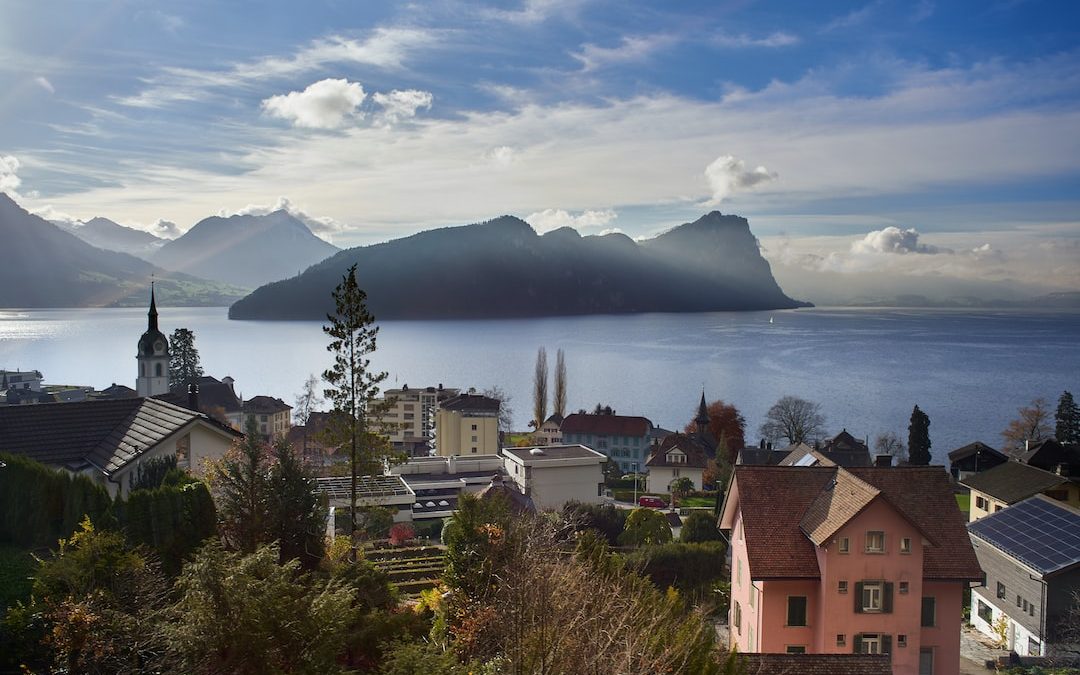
left=619, top=507, right=673, bottom=546
left=908, top=405, right=932, bottom=465
left=322, top=264, right=389, bottom=556
left=293, top=373, right=323, bottom=457
left=1056, top=391, right=1080, bottom=444
left=759, top=395, right=825, bottom=446
left=168, top=328, right=203, bottom=393
left=532, top=347, right=548, bottom=427
left=482, top=385, right=513, bottom=436
left=668, top=476, right=695, bottom=506
left=1002, top=397, right=1053, bottom=452
left=680, top=511, right=723, bottom=544
left=874, top=432, right=907, bottom=462
left=685, top=399, right=746, bottom=460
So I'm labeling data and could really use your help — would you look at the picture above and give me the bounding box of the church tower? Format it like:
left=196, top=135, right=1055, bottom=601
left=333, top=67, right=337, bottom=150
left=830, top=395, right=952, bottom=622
left=136, top=284, right=171, bottom=396
left=695, top=390, right=710, bottom=437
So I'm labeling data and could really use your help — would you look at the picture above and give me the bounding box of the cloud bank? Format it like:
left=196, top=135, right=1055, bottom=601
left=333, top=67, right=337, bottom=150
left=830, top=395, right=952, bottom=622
left=525, top=208, right=617, bottom=232
left=221, top=196, right=344, bottom=239
left=851, top=226, right=949, bottom=255
left=704, top=155, right=778, bottom=205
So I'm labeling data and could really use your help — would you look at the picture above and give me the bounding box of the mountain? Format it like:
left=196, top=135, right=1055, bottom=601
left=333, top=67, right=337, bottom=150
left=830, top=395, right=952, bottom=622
left=150, top=210, right=340, bottom=288
left=0, top=194, right=246, bottom=307
left=228, top=211, right=809, bottom=320
left=60, top=216, right=166, bottom=258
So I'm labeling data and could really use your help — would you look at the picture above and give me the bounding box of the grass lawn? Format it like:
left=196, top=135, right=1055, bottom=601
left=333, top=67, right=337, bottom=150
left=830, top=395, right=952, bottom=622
left=679, top=497, right=716, bottom=508
left=955, top=493, right=970, bottom=514
left=0, top=545, right=37, bottom=611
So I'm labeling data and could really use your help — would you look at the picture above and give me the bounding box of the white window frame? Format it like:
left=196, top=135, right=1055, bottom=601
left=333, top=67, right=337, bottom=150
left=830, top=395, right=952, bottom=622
left=866, top=531, right=885, bottom=553
left=861, top=634, right=882, bottom=654
left=862, top=582, right=883, bottom=612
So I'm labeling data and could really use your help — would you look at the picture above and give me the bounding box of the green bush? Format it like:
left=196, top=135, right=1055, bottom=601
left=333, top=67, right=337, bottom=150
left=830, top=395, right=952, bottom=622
left=623, top=541, right=727, bottom=599
left=117, top=480, right=217, bottom=575
left=413, top=518, right=445, bottom=540
left=680, top=511, right=723, bottom=543
left=563, top=501, right=628, bottom=545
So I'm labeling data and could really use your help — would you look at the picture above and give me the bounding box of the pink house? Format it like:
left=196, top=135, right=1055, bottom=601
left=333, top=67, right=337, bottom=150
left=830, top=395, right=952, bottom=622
left=720, top=466, right=983, bottom=675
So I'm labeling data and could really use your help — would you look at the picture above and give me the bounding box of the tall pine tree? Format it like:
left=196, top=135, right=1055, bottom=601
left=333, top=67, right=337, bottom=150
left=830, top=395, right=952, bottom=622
left=908, top=405, right=932, bottom=465
left=168, top=328, right=204, bottom=393
left=1057, top=391, right=1080, bottom=444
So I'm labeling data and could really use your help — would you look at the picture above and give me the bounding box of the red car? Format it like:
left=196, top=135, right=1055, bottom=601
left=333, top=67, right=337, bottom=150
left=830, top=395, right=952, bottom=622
left=637, top=495, right=667, bottom=508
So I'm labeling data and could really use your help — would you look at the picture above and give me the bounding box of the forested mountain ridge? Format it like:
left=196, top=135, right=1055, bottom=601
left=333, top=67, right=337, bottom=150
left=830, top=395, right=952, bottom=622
left=228, top=211, right=809, bottom=320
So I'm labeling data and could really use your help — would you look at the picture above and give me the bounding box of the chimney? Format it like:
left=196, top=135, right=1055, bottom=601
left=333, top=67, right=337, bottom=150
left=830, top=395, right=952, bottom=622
left=759, top=438, right=766, bottom=449
left=187, top=383, right=200, bottom=411
left=766, top=441, right=773, bottom=451
left=875, top=454, right=893, bottom=468
left=447, top=454, right=457, bottom=475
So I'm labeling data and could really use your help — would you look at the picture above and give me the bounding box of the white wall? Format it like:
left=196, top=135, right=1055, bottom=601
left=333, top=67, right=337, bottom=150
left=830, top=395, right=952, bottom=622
left=970, top=588, right=1045, bottom=657
left=518, top=462, right=604, bottom=511
left=646, top=466, right=703, bottom=493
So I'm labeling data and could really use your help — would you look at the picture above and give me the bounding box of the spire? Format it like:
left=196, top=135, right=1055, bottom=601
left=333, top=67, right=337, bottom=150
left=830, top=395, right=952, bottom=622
left=695, top=390, right=709, bottom=436
left=148, top=282, right=158, bottom=331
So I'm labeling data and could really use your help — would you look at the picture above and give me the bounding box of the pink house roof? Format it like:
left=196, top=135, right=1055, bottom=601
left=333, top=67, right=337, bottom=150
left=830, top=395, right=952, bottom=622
left=722, top=465, right=983, bottom=581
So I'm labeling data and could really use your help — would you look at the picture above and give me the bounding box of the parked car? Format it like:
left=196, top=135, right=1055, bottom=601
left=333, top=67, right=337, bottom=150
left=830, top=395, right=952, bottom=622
left=637, top=495, right=667, bottom=508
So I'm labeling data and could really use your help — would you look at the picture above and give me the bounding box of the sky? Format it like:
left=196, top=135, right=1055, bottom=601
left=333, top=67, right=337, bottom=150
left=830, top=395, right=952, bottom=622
left=1, top=0, right=1079, bottom=303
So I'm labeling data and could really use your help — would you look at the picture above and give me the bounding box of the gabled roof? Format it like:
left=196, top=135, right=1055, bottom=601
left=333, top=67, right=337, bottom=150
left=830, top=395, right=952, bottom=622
left=645, top=432, right=709, bottom=469
left=780, top=447, right=836, bottom=467
left=779, top=440, right=870, bottom=468
left=799, top=470, right=881, bottom=545
left=741, top=654, right=891, bottom=675
left=560, top=412, right=652, bottom=437
left=960, top=460, right=1069, bottom=504
left=0, top=397, right=240, bottom=475
left=723, top=465, right=982, bottom=580
left=243, top=395, right=291, bottom=414
left=969, top=494, right=1080, bottom=577
left=948, top=440, right=1005, bottom=463
left=736, top=446, right=793, bottom=466
left=439, top=393, right=500, bottom=413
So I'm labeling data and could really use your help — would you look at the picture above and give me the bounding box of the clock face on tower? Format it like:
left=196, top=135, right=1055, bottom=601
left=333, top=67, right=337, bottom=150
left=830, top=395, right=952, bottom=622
left=155, top=340, right=164, bottom=354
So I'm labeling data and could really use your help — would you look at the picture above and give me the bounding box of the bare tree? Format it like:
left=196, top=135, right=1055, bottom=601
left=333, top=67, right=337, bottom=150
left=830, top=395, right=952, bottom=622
left=759, top=395, right=826, bottom=446
left=294, top=373, right=323, bottom=458
left=553, top=348, right=567, bottom=418
left=874, top=432, right=906, bottom=461
left=532, top=347, right=548, bottom=428
left=1002, top=397, right=1053, bottom=452
left=482, top=385, right=513, bottom=436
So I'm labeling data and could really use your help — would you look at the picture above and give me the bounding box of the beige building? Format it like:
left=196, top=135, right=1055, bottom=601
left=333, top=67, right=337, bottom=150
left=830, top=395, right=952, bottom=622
left=241, top=395, right=292, bottom=439
left=372, top=384, right=459, bottom=448
left=961, top=460, right=1080, bottom=522
left=645, top=432, right=709, bottom=493
left=501, top=444, right=607, bottom=511
left=435, top=393, right=500, bottom=456
left=533, top=413, right=564, bottom=445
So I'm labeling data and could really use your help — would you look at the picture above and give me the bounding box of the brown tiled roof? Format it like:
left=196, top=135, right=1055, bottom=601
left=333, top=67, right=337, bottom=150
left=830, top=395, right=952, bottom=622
left=779, top=447, right=836, bottom=467
left=960, top=460, right=1070, bottom=504
left=0, top=397, right=239, bottom=474
left=948, top=440, right=1004, bottom=462
left=729, top=465, right=982, bottom=581
left=243, top=395, right=291, bottom=414
left=645, top=433, right=709, bottom=469
left=440, top=393, right=500, bottom=413
left=799, top=470, right=880, bottom=545
left=560, top=412, right=651, bottom=437
left=741, top=653, right=892, bottom=675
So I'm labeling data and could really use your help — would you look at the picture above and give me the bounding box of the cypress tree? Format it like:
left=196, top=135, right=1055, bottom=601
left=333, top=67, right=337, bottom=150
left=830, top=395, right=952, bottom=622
left=1056, top=391, right=1080, bottom=444
left=908, top=405, right=932, bottom=465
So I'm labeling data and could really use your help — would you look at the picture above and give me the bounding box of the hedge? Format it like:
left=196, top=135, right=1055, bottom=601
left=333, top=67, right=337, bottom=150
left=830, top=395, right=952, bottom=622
left=116, top=479, right=217, bottom=575
left=622, top=541, right=727, bottom=599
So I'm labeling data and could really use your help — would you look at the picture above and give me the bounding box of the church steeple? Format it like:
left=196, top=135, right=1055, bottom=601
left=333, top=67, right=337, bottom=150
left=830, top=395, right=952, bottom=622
left=695, top=390, right=710, bottom=436
left=136, top=284, right=170, bottom=397
left=148, top=282, right=159, bottom=332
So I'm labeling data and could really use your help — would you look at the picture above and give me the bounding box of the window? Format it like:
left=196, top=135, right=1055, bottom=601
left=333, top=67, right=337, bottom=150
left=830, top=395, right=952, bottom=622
left=1017, top=595, right=1023, bottom=607
left=838, top=580, right=848, bottom=594
left=734, top=602, right=742, bottom=633
left=836, top=634, right=846, bottom=647
left=261, top=414, right=268, bottom=422
left=921, top=597, right=936, bottom=627
left=866, top=531, right=885, bottom=553
left=900, top=581, right=909, bottom=594
left=737, top=558, right=742, bottom=586
left=785, top=646, right=806, bottom=654
left=471, top=435, right=478, bottom=442
left=838, top=537, right=850, bottom=554
left=995, top=505, right=1003, bottom=512
left=471, top=424, right=477, bottom=431
left=898, top=634, right=908, bottom=648
left=1030, top=604, right=1036, bottom=617
left=977, top=599, right=993, bottom=623
left=856, top=581, right=893, bottom=613
left=900, top=537, right=912, bottom=554
left=975, top=496, right=988, bottom=510
left=154, top=363, right=162, bottom=376
left=471, top=447, right=477, bottom=453
left=997, top=582, right=1006, bottom=600
left=1022, top=599, right=1029, bottom=613
left=863, top=583, right=882, bottom=612
left=787, top=596, right=807, bottom=627
left=1028, top=637, right=1040, bottom=655
left=176, top=433, right=190, bottom=466
left=857, top=634, right=883, bottom=654
left=749, top=587, right=755, bottom=608
left=919, top=648, right=934, bottom=675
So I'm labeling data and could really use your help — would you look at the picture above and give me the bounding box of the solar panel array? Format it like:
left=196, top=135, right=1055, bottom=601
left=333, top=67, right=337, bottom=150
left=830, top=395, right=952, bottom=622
left=969, top=496, right=1080, bottom=575
left=315, top=475, right=413, bottom=500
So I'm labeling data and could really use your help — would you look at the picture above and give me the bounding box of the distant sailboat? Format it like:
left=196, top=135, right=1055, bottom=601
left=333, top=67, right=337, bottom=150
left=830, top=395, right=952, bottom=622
left=769, top=316, right=774, bottom=324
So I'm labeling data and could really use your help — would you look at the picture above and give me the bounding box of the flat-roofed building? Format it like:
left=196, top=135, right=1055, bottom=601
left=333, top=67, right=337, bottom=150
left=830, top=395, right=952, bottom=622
left=435, top=393, right=499, bottom=456
left=372, top=384, right=459, bottom=452
left=502, top=444, right=607, bottom=511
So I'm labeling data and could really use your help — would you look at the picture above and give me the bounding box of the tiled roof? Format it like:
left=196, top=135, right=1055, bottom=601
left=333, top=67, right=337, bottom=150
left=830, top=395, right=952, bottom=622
left=799, top=470, right=880, bottom=545
left=960, top=461, right=1069, bottom=504
left=740, top=653, right=892, bottom=675
left=0, top=397, right=238, bottom=474
left=729, top=465, right=982, bottom=581
left=736, top=447, right=792, bottom=466
left=439, top=393, right=500, bottom=413
left=560, top=412, right=652, bottom=437
left=948, top=440, right=1004, bottom=462
left=779, top=447, right=836, bottom=467
left=645, top=433, right=709, bottom=469
left=243, top=395, right=291, bottom=414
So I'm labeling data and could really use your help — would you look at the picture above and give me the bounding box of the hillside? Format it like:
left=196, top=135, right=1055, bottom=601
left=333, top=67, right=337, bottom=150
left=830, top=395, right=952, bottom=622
left=228, top=212, right=809, bottom=320
left=58, top=217, right=166, bottom=258
left=0, top=194, right=245, bottom=307
left=150, top=210, right=339, bottom=288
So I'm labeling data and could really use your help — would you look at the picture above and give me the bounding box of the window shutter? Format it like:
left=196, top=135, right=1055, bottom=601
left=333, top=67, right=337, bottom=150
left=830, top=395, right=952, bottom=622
left=883, top=635, right=893, bottom=654
left=853, top=634, right=863, bottom=654
left=854, top=582, right=864, bottom=613
left=883, top=582, right=894, bottom=613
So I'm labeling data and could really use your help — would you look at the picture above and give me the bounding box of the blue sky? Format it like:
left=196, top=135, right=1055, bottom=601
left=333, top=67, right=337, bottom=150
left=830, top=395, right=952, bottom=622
left=1, top=0, right=1079, bottom=300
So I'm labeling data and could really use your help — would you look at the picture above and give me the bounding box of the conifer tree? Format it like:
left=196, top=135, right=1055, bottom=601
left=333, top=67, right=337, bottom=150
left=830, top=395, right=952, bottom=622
left=907, top=405, right=932, bottom=465
left=1056, top=391, right=1080, bottom=444
left=168, top=328, right=203, bottom=393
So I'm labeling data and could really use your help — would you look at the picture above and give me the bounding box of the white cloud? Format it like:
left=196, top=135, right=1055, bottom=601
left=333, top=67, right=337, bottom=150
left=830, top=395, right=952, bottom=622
left=713, top=32, right=799, bottom=48
left=117, top=28, right=434, bottom=108
left=704, top=155, right=777, bottom=205
left=487, top=145, right=517, bottom=166
left=525, top=208, right=617, bottom=232
left=148, top=219, right=182, bottom=239
left=0, top=155, right=22, bottom=195
left=373, top=89, right=433, bottom=125
left=221, top=196, right=344, bottom=240
left=484, top=0, right=587, bottom=25
left=823, top=1, right=881, bottom=32
left=34, top=76, right=54, bottom=94
left=598, top=227, right=624, bottom=236
left=262, top=79, right=367, bottom=129
left=572, top=35, right=673, bottom=72
left=851, top=226, right=949, bottom=255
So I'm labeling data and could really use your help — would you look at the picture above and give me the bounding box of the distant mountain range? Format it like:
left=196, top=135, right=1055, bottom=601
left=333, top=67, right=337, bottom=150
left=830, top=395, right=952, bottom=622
left=149, top=211, right=340, bottom=288
left=229, top=212, right=810, bottom=320
left=0, top=194, right=244, bottom=307
left=56, top=216, right=167, bottom=257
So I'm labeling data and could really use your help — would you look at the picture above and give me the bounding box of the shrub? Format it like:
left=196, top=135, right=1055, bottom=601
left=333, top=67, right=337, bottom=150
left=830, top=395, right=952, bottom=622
left=389, top=522, right=416, bottom=547
left=680, top=511, right=723, bottom=543
left=562, top=500, right=628, bottom=545
left=623, top=541, right=727, bottom=600
left=618, top=508, right=673, bottom=547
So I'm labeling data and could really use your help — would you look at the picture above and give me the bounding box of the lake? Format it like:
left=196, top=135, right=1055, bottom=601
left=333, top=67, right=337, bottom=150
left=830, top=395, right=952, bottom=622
left=1, top=306, right=1076, bottom=464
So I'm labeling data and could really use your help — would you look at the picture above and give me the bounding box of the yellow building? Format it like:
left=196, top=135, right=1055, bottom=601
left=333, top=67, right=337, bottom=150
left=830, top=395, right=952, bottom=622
left=370, top=384, right=459, bottom=448
left=435, top=393, right=500, bottom=456
left=961, top=460, right=1080, bottom=522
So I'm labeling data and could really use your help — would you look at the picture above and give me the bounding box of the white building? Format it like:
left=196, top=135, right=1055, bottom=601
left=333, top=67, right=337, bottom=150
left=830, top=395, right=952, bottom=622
left=501, top=444, right=607, bottom=511
left=135, top=286, right=170, bottom=397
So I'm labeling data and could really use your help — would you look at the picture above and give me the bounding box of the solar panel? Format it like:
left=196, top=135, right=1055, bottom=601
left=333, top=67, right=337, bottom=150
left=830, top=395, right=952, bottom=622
left=969, top=496, right=1080, bottom=575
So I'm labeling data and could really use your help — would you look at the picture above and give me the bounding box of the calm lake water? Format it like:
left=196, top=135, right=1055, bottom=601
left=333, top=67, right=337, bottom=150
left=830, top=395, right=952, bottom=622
left=1, top=306, right=1077, bottom=464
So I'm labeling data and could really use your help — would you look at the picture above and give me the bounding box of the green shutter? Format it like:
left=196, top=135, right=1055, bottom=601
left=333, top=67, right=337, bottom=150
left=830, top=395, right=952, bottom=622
left=854, top=582, right=864, bottom=613
left=853, top=634, right=863, bottom=654
left=883, top=635, right=893, bottom=654
left=883, top=582, right=894, bottom=613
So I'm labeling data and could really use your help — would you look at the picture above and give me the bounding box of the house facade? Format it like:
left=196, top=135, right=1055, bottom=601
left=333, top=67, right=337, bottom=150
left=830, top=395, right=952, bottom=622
left=501, top=444, right=606, bottom=511
left=533, top=413, right=564, bottom=445
left=435, top=393, right=500, bottom=456
left=645, top=432, right=708, bottom=492
left=241, top=395, right=292, bottom=439
left=721, top=465, right=982, bottom=675
left=968, top=495, right=1080, bottom=657
left=947, top=441, right=1007, bottom=482
left=960, top=460, right=1080, bottom=522
left=371, top=384, right=459, bottom=447
left=560, top=411, right=653, bottom=474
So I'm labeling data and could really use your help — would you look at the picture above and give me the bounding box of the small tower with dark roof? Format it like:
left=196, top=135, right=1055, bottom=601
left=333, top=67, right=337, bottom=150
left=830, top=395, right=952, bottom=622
left=695, top=390, right=710, bottom=437
left=136, top=284, right=170, bottom=397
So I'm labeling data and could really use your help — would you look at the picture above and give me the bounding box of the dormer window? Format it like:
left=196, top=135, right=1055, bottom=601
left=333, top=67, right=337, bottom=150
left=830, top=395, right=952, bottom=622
left=666, top=449, right=687, bottom=464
